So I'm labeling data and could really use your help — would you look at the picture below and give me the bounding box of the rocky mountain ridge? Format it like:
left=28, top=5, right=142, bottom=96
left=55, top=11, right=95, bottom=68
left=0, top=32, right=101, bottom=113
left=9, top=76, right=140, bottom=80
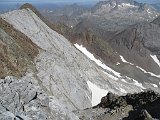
left=76, top=90, right=160, bottom=120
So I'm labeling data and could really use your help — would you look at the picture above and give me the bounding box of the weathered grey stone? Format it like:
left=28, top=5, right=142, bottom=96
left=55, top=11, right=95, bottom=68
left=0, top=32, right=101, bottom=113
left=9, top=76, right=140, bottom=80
left=0, top=77, right=52, bottom=120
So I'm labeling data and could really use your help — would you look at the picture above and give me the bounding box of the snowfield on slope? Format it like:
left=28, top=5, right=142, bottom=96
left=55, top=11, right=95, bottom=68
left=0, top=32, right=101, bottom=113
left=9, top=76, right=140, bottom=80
left=136, top=66, right=160, bottom=78
left=74, top=43, right=121, bottom=77
left=120, top=55, right=134, bottom=65
left=150, top=55, right=160, bottom=67
left=87, top=81, right=108, bottom=106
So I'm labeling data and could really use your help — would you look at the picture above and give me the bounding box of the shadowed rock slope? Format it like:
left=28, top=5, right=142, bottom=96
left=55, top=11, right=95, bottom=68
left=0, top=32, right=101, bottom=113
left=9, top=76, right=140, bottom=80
left=75, top=90, right=160, bottom=120
left=109, top=21, right=160, bottom=73
left=70, top=29, right=120, bottom=64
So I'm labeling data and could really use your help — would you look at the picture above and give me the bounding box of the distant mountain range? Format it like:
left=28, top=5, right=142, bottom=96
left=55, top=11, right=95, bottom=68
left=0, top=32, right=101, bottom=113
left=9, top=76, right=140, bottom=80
left=41, top=0, right=160, bottom=32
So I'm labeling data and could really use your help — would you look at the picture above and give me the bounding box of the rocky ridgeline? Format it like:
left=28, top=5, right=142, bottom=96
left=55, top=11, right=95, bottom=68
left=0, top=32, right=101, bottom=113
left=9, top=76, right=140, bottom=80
left=96, top=90, right=160, bottom=120
left=99, top=90, right=159, bottom=108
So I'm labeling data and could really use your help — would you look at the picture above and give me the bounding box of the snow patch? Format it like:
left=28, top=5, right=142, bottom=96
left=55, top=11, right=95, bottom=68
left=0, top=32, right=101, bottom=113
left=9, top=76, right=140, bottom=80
left=74, top=44, right=121, bottom=77
left=121, top=76, right=145, bottom=90
left=87, top=81, right=108, bottom=106
left=102, top=71, right=119, bottom=81
left=150, top=55, right=160, bottom=67
left=120, top=55, right=134, bottom=65
left=116, top=62, right=120, bottom=65
left=132, top=79, right=145, bottom=89
left=119, top=88, right=127, bottom=93
left=151, top=84, right=158, bottom=88
left=120, top=79, right=128, bottom=83
left=118, top=3, right=138, bottom=9
left=121, top=3, right=137, bottom=8
left=136, top=66, right=160, bottom=78
left=147, top=9, right=152, bottom=14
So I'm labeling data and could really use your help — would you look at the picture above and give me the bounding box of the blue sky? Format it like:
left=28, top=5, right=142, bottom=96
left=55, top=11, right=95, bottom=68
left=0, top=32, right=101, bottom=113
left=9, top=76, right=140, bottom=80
left=0, top=0, right=159, bottom=3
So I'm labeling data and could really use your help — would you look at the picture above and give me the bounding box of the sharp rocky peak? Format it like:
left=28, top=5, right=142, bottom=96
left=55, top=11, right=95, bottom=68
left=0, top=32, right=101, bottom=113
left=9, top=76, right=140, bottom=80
left=95, top=0, right=139, bottom=6
left=93, top=0, right=154, bottom=12
left=20, top=3, right=42, bottom=18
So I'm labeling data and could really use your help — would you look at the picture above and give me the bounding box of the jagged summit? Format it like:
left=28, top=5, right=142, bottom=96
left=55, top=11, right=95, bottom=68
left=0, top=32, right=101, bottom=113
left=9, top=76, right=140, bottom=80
left=20, top=3, right=48, bottom=24
left=20, top=3, right=46, bottom=20
left=20, top=3, right=36, bottom=10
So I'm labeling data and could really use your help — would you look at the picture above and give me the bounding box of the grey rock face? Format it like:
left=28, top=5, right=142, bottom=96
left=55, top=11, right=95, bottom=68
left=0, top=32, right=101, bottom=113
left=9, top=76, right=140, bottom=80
left=0, top=76, right=80, bottom=120
left=0, top=76, right=51, bottom=120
